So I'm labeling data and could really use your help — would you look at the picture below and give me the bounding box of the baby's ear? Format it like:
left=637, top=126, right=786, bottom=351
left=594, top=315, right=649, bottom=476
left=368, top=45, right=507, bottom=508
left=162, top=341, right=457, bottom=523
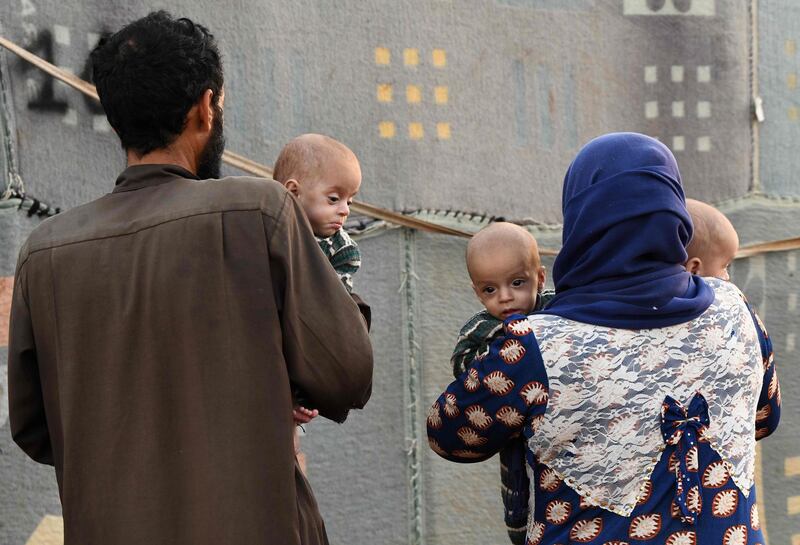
left=284, top=179, right=301, bottom=196
left=537, top=266, right=546, bottom=289
left=685, top=257, right=702, bottom=275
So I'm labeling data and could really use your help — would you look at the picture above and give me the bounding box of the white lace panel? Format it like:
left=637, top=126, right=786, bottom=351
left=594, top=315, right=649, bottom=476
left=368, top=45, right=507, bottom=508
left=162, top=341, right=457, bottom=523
left=526, top=278, right=763, bottom=516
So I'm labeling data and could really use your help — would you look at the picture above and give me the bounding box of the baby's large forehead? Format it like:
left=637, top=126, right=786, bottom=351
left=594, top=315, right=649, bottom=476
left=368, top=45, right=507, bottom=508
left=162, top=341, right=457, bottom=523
left=314, top=149, right=360, bottom=176
left=275, top=133, right=359, bottom=183
left=686, top=199, right=738, bottom=257
left=466, top=223, right=540, bottom=274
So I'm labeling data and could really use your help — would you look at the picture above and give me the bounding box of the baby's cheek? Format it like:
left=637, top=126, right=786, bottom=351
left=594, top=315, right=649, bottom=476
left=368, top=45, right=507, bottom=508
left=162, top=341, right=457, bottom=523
left=305, top=207, right=328, bottom=231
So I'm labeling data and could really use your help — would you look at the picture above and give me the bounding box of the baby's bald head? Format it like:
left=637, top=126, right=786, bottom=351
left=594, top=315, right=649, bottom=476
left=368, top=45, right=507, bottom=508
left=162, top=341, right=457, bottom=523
left=467, top=222, right=541, bottom=277
left=273, top=133, right=359, bottom=186
left=685, top=198, right=738, bottom=281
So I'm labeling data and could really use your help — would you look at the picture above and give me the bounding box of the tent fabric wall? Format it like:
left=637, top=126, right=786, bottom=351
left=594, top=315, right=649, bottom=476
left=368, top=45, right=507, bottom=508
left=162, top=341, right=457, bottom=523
left=0, top=1, right=797, bottom=544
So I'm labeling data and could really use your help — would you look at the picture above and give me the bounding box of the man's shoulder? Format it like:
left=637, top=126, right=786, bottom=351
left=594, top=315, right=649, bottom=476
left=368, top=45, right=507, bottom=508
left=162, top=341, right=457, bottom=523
left=19, top=199, right=100, bottom=260
left=19, top=176, right=290, bottom=262
left=207, top=175, right=284, bottom=193
left=198, top=176, right=289, bottom=214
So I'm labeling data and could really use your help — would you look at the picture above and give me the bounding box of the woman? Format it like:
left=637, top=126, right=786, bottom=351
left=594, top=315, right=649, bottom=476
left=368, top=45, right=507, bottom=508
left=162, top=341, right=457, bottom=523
left=427, top=133, right=780, bottom=544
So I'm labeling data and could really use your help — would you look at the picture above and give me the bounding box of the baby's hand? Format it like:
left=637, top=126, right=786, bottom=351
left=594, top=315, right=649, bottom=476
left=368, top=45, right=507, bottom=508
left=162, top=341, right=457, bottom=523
left=293, top=406, right=319, bottom=424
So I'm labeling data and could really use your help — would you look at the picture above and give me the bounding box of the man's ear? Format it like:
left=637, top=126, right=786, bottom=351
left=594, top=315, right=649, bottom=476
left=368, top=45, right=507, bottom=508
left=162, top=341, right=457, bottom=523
left=686, top=257, right=702, bottom=275
left=284, top=179, right=301, bottom=197
left=197, top=89, right=215, bottom=132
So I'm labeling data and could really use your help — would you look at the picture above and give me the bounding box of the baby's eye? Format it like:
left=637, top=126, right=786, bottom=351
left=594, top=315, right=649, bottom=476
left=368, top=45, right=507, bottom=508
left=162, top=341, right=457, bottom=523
left=327, top=195, right=340, bottom=204
left=511, top=279, right=526, bottom=287
left=483, top=286, right=496, bottom=295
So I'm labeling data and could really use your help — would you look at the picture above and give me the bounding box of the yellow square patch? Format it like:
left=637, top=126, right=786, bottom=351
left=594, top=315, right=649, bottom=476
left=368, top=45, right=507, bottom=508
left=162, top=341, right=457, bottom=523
left=379, top=121, right=396, bottom=139
left=432, top=49, right=447, bottom=68
left=406, top=85, right=422, bottom=104
left=404, top=48, right=419, bottom=67
left=375, top=47, right=391, bottom=65
left=377, top=84, right=393, bottom=103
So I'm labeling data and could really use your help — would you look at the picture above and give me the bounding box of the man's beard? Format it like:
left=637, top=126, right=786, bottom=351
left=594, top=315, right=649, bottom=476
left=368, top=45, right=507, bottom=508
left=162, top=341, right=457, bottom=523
left=196, top=105, right=225, bottom=179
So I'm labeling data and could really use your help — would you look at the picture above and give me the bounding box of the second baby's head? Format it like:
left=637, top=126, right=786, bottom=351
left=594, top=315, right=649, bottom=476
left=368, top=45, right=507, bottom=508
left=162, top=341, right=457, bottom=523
left=685, top=198, right=739, bottom=281
left=273, top=134, right=362, bottom=237
left=466, top=222, right=546, bottom=320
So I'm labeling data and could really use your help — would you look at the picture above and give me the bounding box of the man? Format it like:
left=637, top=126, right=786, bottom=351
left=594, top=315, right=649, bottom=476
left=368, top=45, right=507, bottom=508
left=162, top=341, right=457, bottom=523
left=8, top=11, right=373, bottom=545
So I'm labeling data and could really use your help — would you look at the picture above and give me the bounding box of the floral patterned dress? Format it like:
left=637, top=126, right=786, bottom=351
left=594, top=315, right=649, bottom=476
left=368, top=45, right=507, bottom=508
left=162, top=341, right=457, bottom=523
left=428, top=279, right=780, bottom=545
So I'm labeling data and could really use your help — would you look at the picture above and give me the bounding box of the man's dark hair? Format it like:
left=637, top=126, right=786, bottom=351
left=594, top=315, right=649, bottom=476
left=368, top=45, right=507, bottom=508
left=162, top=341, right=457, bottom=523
left=91, top=11, right=223, bottom=155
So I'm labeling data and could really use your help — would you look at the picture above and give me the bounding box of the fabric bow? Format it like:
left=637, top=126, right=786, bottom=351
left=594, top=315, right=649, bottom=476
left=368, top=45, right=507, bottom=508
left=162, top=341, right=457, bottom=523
left=660, top=392, right=710, bottom=524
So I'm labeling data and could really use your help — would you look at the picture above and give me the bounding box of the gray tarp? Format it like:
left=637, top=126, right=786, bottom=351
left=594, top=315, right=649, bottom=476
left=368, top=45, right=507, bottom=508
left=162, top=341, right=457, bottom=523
left=0, top=1, right=797, bottom=544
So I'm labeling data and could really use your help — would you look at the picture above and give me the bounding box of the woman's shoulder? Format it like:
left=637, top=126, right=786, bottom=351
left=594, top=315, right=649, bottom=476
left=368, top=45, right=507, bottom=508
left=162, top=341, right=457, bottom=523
left=702, top=276, right=739, bottom=295
left=700, top=277, right=751, bottom=316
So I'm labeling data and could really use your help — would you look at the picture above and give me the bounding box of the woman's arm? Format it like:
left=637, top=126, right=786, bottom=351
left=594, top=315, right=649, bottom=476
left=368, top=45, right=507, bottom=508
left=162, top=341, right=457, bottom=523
left=427, top=316, right=548, bottom=463
left=748, top=306, right=780, bottom=439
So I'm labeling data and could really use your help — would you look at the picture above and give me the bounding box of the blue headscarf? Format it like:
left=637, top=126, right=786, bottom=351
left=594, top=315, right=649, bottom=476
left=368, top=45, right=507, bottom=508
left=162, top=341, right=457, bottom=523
left=542, top=132, right=714, bottom=328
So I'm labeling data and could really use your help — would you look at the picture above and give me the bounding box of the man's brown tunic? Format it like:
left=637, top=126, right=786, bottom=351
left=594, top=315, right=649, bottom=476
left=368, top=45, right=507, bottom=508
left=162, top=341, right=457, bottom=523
left=8, top=165, right=373, bottom=545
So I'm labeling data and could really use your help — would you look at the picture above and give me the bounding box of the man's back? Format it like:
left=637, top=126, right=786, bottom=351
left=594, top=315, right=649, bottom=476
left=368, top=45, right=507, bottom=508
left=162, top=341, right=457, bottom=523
left=9, top=164, right=373, bottom=545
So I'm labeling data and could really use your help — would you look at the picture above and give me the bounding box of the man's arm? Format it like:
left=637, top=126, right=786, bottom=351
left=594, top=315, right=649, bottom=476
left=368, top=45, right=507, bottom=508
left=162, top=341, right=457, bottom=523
left=266, top=193, right=373, bottom=423
left=8, top=257, right=53, bottom=465
left=428, top=316, right=547, bottom=463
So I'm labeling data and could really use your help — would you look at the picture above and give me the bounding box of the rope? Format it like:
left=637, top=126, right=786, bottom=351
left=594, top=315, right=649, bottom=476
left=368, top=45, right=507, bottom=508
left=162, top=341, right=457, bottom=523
left=737, top=237, right=800, bottom=259
left=747, top=0, right=763, bottom=193
left=0, top=35, right=470, bottom=238
left=2, top=34, right=800, bottom=259
left=3, top=188, right=60, bottom=217
left=402, top=229, right=424, bottom=545
left=0, top=35, right=23, bottom=199
left=0, top=45, right=59, bottom=216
